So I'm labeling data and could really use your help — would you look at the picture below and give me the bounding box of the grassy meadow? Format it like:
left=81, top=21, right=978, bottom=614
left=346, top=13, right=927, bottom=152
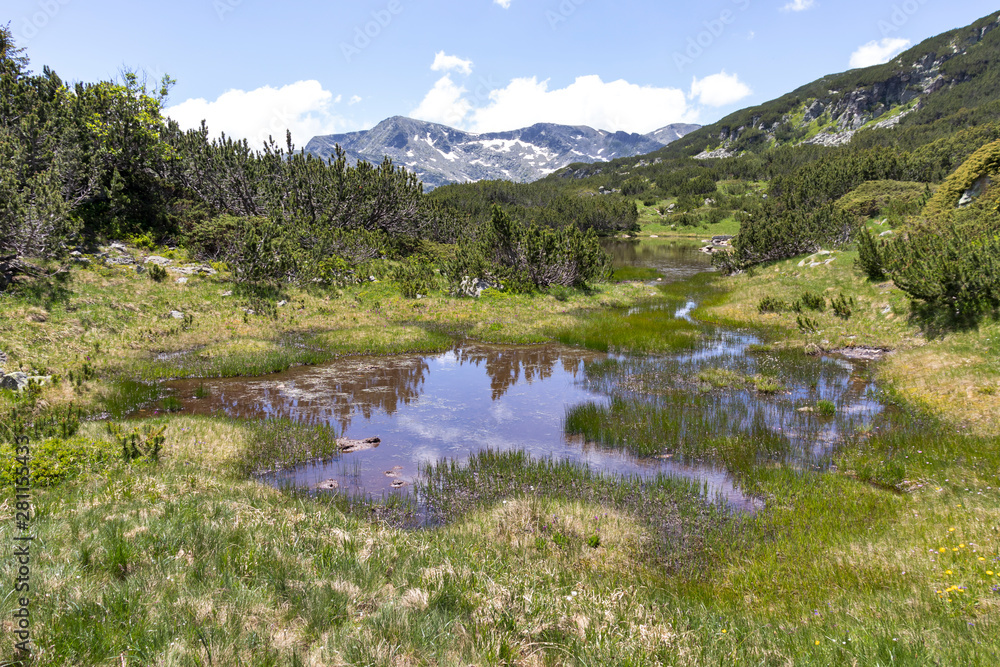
left=1, top=237, right=999, bottom=665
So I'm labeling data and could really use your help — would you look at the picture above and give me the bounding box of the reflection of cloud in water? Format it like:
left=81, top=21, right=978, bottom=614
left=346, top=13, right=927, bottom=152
left=160, top=328, right=883, bottom=511
left=490, top=402, right=515, bottom=424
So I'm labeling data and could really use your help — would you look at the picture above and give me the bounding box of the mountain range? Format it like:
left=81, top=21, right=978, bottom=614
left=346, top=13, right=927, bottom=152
left=304, top=117, right=699, bottom=190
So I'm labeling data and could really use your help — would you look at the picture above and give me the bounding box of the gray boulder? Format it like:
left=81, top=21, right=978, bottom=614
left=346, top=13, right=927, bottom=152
left=1, top=372, right=29, bottom=392
left=173, top=265, right=217, bottom=276
left=459, top=277, right=500, bottom=298
left=959, top=175, right=991, bottom=207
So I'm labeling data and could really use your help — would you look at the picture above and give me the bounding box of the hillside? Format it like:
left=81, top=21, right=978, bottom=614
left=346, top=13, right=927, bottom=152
left=304, top=116, right=698, bottom=189
left=550, top=10, right=1000, bottom=182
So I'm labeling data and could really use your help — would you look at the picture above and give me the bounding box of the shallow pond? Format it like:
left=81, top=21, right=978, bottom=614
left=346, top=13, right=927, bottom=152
left=144, top=240, right=892, bottom=511
left=601, top=238, right=713, bottom=282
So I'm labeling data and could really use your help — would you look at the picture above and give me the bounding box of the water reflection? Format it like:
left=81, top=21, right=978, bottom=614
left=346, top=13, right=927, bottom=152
left=580, top=327, right=888, bottom=471
left=158, top=356, right=431, bottom=432
left=142, top=239, right=889, bottom=513
left=601, top=238, right=713, bottom=281
left=454, top=344, right=590, bottom=400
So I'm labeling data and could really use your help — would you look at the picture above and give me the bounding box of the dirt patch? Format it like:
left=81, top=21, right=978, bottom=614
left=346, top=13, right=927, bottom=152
left=831, top=346, right=891, bottom=361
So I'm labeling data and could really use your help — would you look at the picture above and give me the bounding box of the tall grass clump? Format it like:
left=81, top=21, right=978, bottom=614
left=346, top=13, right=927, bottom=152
left=553, top=305, right=700, bottom=353
left=565, top=397, right=791, bottom=472
left=416, top=449, right=733, bottom=570
left=103, top=380, right=161, bottom=418
left=235, top=418, right=341, bottom=475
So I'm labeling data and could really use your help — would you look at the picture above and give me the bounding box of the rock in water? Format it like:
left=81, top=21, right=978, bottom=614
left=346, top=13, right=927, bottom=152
left=337, top=436, right=381, bottom=453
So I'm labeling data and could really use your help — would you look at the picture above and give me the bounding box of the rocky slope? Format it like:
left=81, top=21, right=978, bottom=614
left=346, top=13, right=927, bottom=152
left=633, top=11, right=1000, bottom=159
left=304, top=117, right=698, bottom=189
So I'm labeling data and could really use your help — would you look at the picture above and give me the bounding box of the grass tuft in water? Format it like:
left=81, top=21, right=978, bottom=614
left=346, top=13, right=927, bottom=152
left=103, top=380, right=161, bottom=419
left=816, top=399, right=837, bottom=416
left=553, top=305, right=701, bottom=353
left=414, top=448, right=733, bottom=570
left=236, top=418, right=342, bottom=476
left=565, top=397, right=792, bottom=473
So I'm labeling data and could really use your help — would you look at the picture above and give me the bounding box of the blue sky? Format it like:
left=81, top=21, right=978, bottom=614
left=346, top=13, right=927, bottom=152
left=7, top=0, right=998, bottom=144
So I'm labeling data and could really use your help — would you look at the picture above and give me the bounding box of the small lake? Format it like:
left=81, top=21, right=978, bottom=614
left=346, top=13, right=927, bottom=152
left=601, top=237, right=714, bottom=283
left=149, top=240, right=890, bottom=510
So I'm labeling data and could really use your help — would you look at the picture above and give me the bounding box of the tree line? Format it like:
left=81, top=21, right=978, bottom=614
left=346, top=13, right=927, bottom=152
left=0, top=27, right=609, bottom=293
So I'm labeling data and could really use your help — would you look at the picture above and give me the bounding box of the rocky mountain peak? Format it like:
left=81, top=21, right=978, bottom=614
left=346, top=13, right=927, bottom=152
left=305, top=118, right=699, bottom=190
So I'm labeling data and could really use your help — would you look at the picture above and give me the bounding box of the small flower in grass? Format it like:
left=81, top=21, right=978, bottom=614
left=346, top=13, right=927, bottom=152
left=960, top=543, right=966, bottom=548
left=949, top=527, right=956, bottom=532
left=946, top=570, right=953, bottom=575
left=980, top=557, right=987, bottom=562
left=939, top=548, right=947, bottom=553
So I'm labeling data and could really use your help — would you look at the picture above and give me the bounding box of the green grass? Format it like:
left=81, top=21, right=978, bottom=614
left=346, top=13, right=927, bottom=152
left=2, top=408, right=998, bottom=664
left=564, top=396, right=792, bottom=470
left=552, top=304, right=701, bottom=353
left=639, top=216, right=740, bottom=238
left=698, top=367, right=745, bottom=388
left=698, top=247, right=1000, bottom=435
left=3, top=240, right=1000, bottom=664
left=0, top=249, right=661, bottom=418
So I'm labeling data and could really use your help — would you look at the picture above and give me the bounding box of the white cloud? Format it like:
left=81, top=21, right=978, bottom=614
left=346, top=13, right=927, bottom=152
left=494, top=0, right=511, bottom=8
left=782, top=0, right=815, bottom=11
left=349, top=95, right=363, bottom=105
left=409, top=72, right=753, bottom=133
left=431, top=51, right=474, bottom=75
left=410, top=74, right=473, bottom=127
left=467, top=75, right=697, bottom=133
left=166, top=80, right=349, bottom=146
left=689, top=71, right=752, bottom=107
left=849, top=37, right=911, bottom=68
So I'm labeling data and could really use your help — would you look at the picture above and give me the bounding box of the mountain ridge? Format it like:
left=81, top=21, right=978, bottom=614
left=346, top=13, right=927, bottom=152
left=547, top=10, right=1000, bottom=182
left=304, top=117, right=699, bottom=190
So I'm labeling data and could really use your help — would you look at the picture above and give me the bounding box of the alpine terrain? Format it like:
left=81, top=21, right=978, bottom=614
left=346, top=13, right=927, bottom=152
left=304, top=116, right=699, bottom=189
